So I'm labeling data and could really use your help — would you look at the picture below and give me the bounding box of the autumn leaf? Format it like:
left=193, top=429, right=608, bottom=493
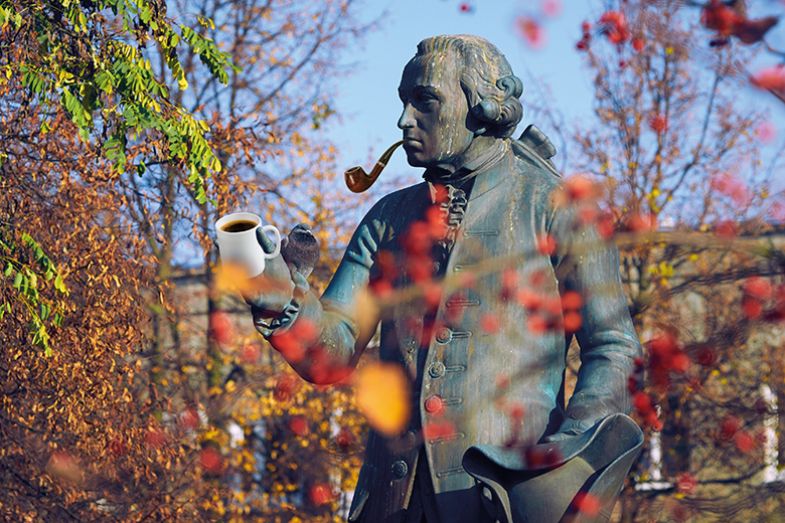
left=354, top=362, right=410, bottom=436
left=214, top=261, right=253, bottom=295
left=353, top=287, right=381, bottom=343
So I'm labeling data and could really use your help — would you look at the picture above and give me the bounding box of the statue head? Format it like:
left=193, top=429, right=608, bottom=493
left=397, top=34, right=523, bottom=170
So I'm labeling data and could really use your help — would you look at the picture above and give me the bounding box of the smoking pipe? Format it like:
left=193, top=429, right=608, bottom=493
left=344, top=140, right=404, bottom=193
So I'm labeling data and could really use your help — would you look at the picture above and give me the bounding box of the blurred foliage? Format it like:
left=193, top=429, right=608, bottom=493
left=569, top=1, right=785, bottom=521
left=1, top=0, right=370, bottom=521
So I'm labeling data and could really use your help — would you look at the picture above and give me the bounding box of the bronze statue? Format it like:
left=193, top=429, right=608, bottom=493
left=247, top=34, right=643, bottom=523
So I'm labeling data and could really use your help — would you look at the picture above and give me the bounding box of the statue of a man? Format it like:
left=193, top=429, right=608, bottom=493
left=248, top=35, right=643, bottom=523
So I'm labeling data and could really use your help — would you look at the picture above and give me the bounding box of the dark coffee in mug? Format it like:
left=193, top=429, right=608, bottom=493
left=221, top=219, right=258, bottom=233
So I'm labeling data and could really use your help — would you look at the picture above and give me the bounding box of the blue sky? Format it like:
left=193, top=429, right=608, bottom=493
left=328, top=0, right=599, bottom=200
left=326, top=0, right=785, bottom=208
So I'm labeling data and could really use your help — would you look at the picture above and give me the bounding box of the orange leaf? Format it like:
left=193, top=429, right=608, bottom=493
left=214, top=261, right=252, bottom=295
left=354, top=362, right=410, bottom=436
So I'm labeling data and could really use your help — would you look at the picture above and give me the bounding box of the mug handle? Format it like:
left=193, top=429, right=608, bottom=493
left=260, top=224, right=282, bottom=259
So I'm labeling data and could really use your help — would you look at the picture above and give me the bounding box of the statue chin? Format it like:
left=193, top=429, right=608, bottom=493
left=403, top=148, right=453, bottom=170
left=403, top=150, right=428, bottom=168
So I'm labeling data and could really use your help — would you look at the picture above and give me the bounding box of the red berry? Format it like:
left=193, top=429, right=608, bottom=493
left=720, top=416, right=740, bottom=440
left=209, top=311, right=234, bottom=345
left=336, top=428, right=353, bottom=450
left=310, top=483, right=333, bottom=505
left=648, top=114, right=668, bottom=133
left=289, top=415, right=309, bottom=436
left=561, top=291, right=583, bottom=310
left=744, top=277, right=772, bottom=300
left=563, top=311, right=582, bottom=333
left=536, top=234, right=557, bottom=255
left=573, top=492, right=600, bottom=516
left=676, top=472, right=697, bottom=494
left=200, top=447, right=223, bottom=473
left=480, top=313, right=501, bottom=334
left=734, top=431, right=755, bottom=453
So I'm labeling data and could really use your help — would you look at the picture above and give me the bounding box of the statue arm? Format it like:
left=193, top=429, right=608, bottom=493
left=255, top=201, right=388, bottom=384
left=550, top=204, right=642, bottom=437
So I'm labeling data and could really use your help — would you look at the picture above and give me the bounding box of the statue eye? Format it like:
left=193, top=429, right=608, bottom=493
left=412, top=88, right=438, bottom=107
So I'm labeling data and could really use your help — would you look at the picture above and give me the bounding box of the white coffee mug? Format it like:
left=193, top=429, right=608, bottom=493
left=215, top=212, right=281, bottom=277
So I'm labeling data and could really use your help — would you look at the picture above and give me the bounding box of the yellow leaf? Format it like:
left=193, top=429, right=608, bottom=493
left=214, top=262, right=252, bottom=295
left=352, top=288, right=380, bottom=344
left=355, top=362, right=410, bottom=436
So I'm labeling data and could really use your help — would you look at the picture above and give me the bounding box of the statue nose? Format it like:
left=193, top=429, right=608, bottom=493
left=397, top=103, right=416, bottom=129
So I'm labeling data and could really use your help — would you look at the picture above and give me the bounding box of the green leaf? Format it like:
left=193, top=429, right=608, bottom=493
left=95, top=70, right=115, bottom=94
left=54, top=274, right=67, bottom=294
left=139, top=4, right=152, bottom=25
left=40, top=302, right=50, bottom=321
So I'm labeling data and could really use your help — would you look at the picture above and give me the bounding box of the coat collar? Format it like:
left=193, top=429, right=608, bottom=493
left=423, top=140, right=512, bottom=204
left=466, top=141, right=513, bottom=201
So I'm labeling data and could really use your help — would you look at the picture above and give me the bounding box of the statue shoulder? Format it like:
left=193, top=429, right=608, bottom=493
left=511, top=124, right=561, bottom=181
left=363, top=181, right=428, bottom=221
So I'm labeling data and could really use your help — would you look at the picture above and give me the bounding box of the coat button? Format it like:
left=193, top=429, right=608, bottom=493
left=391, top=460, right=408, bottom=479
left=428, top=361, right=446, bottom=378
left=424, top=394, right=444, bottom=415
left=435, top=327, right=452, bottom=344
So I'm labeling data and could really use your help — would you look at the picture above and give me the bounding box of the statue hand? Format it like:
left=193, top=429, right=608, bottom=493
left=242, top=227, right=295, bottom=316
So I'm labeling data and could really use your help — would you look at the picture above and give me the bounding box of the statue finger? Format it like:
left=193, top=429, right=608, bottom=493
left=256, top=226, right=282, bottom=255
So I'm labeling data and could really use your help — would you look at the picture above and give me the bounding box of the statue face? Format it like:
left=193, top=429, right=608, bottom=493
left=397, top=51, right=475, bottom=169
